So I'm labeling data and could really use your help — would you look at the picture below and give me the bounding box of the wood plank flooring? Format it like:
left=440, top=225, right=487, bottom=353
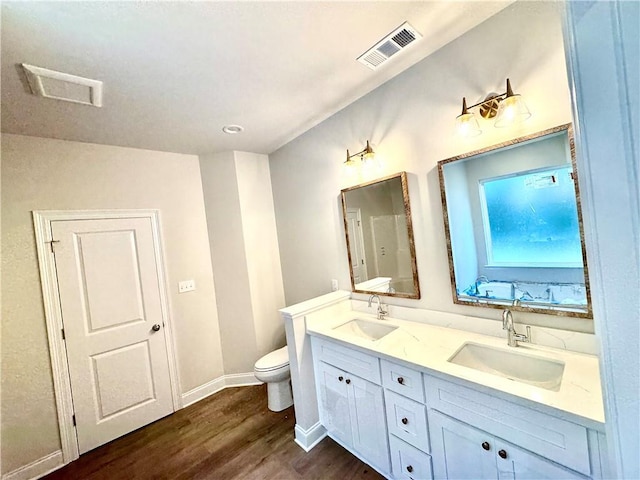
left=44, top=385, right=385, bottom=479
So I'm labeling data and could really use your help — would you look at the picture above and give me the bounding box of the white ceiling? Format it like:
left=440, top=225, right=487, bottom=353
left=1, top=1, right=512, bottom=156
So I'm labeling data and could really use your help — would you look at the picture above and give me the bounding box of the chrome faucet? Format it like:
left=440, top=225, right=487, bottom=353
left=502, top=308, right=531, bottom=347
left=368, top=294, right=388, bottom=320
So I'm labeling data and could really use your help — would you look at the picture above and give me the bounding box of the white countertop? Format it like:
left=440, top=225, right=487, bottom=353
left=306, top=310, right=605, bottom=428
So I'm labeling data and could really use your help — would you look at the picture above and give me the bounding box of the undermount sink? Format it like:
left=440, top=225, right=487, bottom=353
left=333, top=319, right=398, bottom=341
left=448, top=342, right=565, bottom=391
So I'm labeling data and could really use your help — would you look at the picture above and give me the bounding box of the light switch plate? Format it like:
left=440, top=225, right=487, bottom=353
left=178, top=279, right=196, bottom=293
left=331, top=279, right=339, bottom=291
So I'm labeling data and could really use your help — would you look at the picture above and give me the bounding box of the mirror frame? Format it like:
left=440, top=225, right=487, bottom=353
left=341, top=171, right=421, bottom=299
left=438, top=124, right=593, bottom=318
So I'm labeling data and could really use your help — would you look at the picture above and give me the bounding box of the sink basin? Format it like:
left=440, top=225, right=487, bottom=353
left=333, top=319, right=398, bottom=341
left=448, top=342, right=565, bottom=391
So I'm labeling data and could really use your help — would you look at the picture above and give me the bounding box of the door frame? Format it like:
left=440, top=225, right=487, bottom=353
left=33, top=209, right=182, bottom=464
left=346, top=207, right=368, bottom=282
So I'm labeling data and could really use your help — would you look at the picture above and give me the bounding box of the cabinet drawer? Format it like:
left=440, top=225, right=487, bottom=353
left=426, top=376, right=590, bottom=475
left=385, top=390, right=430, bottom=453
left=381, top=359, right=424, bottom=402
left=390, top=435, right=433, bottom=480
left=311, top=337, right=380, bottom=384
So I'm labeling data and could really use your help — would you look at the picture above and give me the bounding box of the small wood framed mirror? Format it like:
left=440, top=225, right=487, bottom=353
left=341, top=172, right=420, bottom=299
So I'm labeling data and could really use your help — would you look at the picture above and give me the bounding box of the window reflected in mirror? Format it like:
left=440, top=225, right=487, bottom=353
left=341, top=172, right=420, bottom=299
left=438, top=124, right=592, bottom=317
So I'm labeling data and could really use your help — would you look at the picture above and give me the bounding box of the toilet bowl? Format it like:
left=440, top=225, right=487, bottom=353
left=254, top=346, right=293, bottom=412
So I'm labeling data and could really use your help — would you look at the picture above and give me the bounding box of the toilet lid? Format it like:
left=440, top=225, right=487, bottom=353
left=255, top=346, right=289, bottom=371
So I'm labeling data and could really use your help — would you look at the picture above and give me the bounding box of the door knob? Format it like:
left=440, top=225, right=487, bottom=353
left=152, top=324, right=161, bottom=332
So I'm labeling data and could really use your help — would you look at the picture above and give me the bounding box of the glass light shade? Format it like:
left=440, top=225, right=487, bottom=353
left=455, top=112, right=481, bottom=137
left=344, top=157, right=357, bottom=168
left=495, top=94, right=531, bottom=127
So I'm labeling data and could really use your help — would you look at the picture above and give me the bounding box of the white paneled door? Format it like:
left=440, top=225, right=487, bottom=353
left=51, top=217, right=174, bottom=454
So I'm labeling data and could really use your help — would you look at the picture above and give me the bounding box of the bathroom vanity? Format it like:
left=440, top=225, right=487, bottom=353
left=284, top=293, right=609, bottom=480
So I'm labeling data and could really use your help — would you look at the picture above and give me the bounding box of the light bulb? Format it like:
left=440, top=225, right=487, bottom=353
left=495, top=81, right=531, bottom=127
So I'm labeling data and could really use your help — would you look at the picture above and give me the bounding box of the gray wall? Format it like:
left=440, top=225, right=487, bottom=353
left=1, top=134, right=225, bottom=472
left=269, top=2, right=590, bottom=332
left=200, top=151, right=286, bottom=373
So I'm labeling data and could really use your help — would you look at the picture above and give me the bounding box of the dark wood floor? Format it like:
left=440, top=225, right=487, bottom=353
left=44, top=385, right=385, bottom=479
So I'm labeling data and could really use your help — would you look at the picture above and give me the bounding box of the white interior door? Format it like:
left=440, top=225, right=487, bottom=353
left=346, top=208, right=368, bottom=283
left=51, top=217, right=174, bottom=454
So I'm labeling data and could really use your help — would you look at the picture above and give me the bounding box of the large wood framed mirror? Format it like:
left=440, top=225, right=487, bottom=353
left=341, top=172, right=420, bottom=299
left=438, top=124, right=592, bottom=318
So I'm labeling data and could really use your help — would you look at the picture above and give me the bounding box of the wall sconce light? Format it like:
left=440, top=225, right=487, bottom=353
left=344, top=140, right=375, bottom=167
left=456, top=78, right=531, bottom=137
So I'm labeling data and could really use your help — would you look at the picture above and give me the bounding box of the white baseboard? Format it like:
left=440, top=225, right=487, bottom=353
left=223, top=372, right=262, bottom=388
left=181, top=372, right=261, bottom=407
left=294, top=422, right=327, bottom=452
left=2, top=450, right=63, bottom=480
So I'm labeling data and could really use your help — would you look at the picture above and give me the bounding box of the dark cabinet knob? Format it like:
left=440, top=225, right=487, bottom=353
left=401, top=417, right=409, bottom=425
left=498, top=449, right=508, bottom=459
left=482, top=441, right=490, bottom=451
left=406, top=465, right=413, bottom=473
left=397, top=377, right=405, bottom=385
left=338, top=376, right=343, bottom=382
left=345, top=379, right=351, bottom=384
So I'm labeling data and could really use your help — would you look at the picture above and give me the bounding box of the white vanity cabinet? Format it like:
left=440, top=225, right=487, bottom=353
left=381, top=359, right=433, bottom=480
left=308, top=329, right=608, bottom=480
left=311, top=337, right=391, bottom=475
left=426, top=376, right=597, bottom=480
left=429, top=411, right=587, bottom=479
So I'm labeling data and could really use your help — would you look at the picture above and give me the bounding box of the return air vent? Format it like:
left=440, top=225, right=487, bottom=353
left=357, top=22, right=422, bottom=70
left=22, top=64, right=103, bottom=107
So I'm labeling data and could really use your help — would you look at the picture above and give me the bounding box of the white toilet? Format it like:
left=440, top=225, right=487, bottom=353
left=253, top=346, right=293, bottom=412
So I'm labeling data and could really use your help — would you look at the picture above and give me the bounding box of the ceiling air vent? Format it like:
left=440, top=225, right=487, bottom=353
left=357, top=22, right=422, bottom=70
left=22, top=64, right=103, bottom=107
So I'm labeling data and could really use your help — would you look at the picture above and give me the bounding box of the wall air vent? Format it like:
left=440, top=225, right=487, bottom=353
left=22, top=64, right=103, bottom=107
left=357, top=22, right=422, bottom=70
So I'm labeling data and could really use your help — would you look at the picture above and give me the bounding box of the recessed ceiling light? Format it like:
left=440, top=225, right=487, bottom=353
left=222, top=125, right=244, bottom=134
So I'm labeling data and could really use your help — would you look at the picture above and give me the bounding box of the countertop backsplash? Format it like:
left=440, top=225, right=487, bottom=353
left=350, top=299, right=599, bottom=356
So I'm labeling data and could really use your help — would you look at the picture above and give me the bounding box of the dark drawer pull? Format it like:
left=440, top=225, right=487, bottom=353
left=498, top=449, right=508, bottom=459
left=406, top=465, right=413, bottom=473
left=401, top=417, right=409, bottom=425
left=397, top=377, right=405, bottom=385
left=345, top=379, right=351, bottom=385
left=482, top=441, right=490, bottom=451
left=338, top=376, right=343, bottom=382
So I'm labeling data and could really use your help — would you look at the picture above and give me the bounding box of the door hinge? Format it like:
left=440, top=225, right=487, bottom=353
left=357, top=220, right=361, bottom=226
left=61, top=328, right=65, bottom=340
left=47, top=239, right=60, bottom=253
left=72, top=415, right=76, bottom=427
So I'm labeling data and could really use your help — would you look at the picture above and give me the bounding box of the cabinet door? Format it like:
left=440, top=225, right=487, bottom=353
left=349, top=375, right=391, bottom=474
left=494, top=439, right=588, bottom=480
left=429, top=411, right=497, bottom=480
left=316, top=361, right=352, bottom=446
